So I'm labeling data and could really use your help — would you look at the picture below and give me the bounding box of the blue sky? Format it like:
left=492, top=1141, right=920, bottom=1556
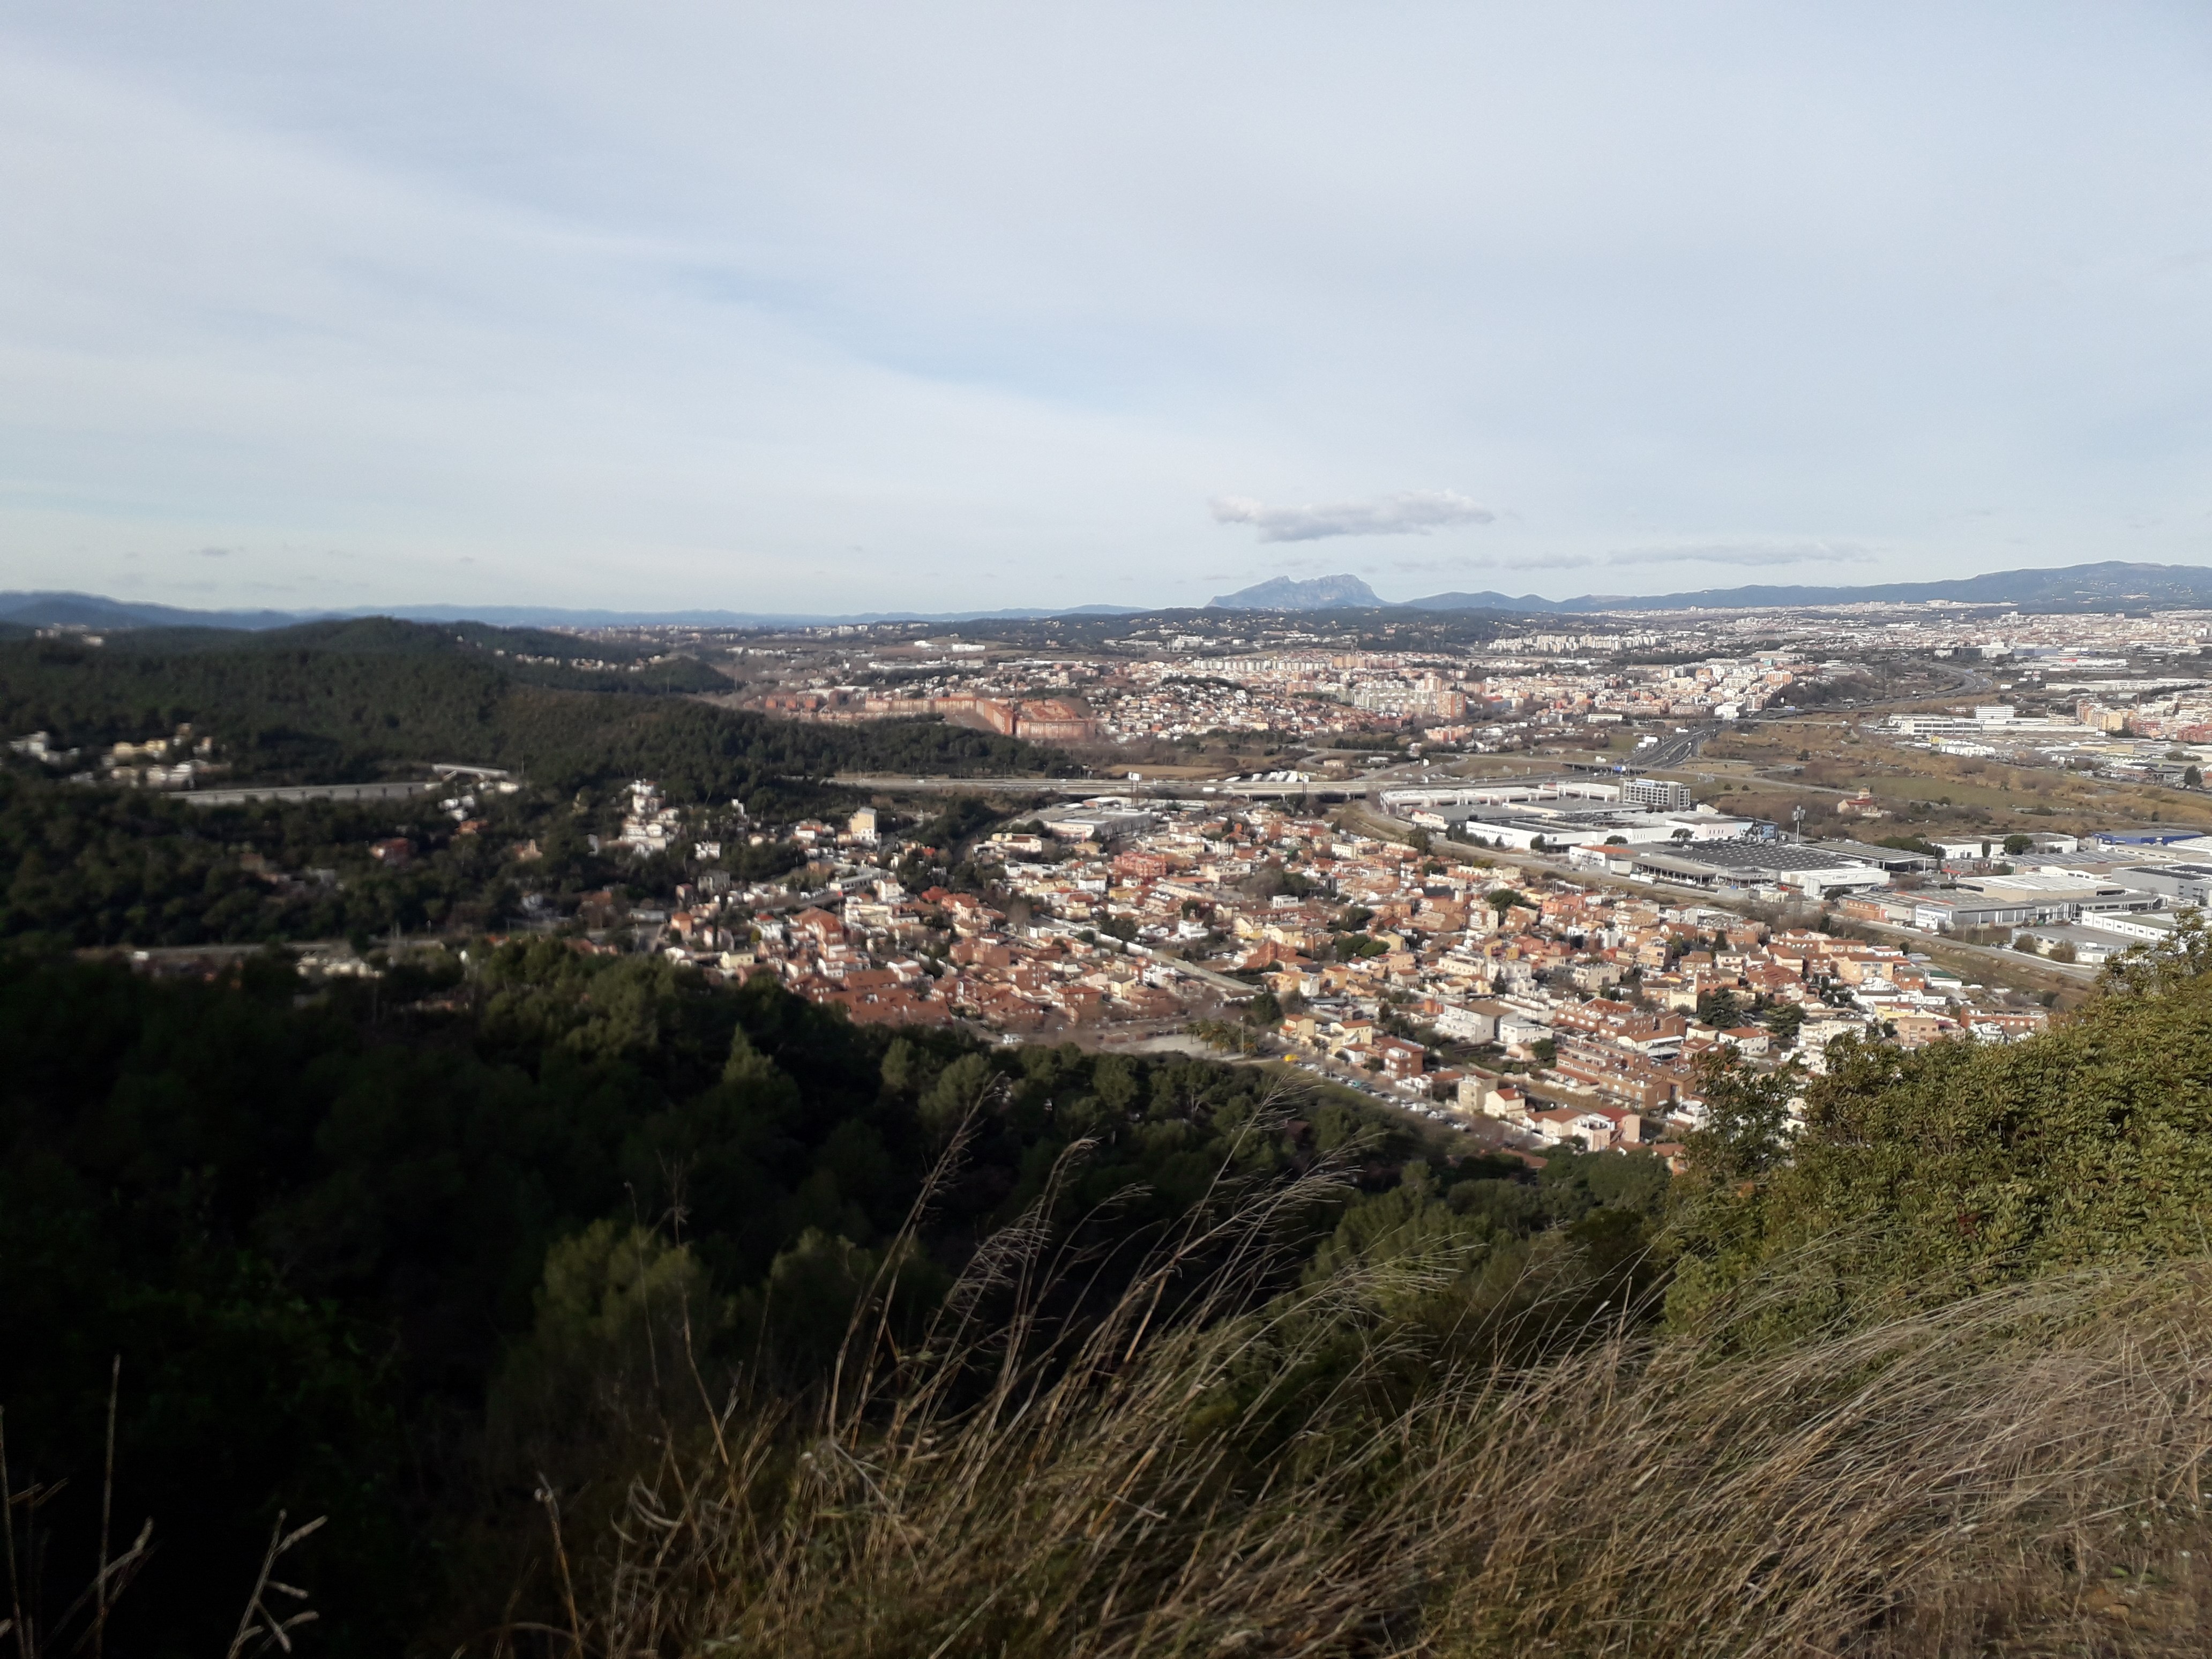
left=2, top=2, right=2208, bottom=613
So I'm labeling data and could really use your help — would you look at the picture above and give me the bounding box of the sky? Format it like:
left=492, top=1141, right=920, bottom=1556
left=2, top=1, right=2209, bottom=616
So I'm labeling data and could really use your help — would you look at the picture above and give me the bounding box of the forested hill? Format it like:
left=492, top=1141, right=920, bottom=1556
left=0, top=618, right=1071, bottom=795
left=0, top=944, right=1643, bottom=1656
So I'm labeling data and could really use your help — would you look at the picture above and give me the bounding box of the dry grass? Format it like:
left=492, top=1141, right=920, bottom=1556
left=1, top=1361, right=308, bottom=1659
left=511, top=1156, right=2212, bottom=1659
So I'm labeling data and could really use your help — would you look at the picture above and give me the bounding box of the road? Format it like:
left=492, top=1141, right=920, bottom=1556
left=184, top=779, right=438, bottom=807
left=1639, top=724, right=1717, bottom=768
left=835, top=774, right=1098, bottom=795
left=832, top=772, right=1385, bottom=801
left=180, top=763, right=513, bottom=809
left=83, top=933, right=467, bottom=967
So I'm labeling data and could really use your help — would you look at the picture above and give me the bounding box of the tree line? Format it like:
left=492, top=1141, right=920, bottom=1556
left=0, top=618, right=1073, bottom=793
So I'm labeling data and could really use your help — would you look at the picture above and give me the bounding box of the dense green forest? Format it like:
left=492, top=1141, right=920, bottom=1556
left=0, top=767, right=817, bottom=950
left=0, top=619, right=1071, bottom=790
left=1, top=944, right=1655, bottom=1656
left=0, top=766, right=1033, bottom=952
left=1, top=773, right=524, bottom=947
left=0, top=617, right=1075, bottom=951
left=16, top=931, right=2212, bottom=1651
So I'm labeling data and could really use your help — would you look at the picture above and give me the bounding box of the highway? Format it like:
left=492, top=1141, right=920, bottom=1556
left=1638, top=723, right=1717, bottom=768
left=185, top=779, right=437, bottom=807
left=179, top=763, right=512, bottom=809
left=831, top=772, right=1384, bottom=800
left=838, top=773, right=1115, bottom=795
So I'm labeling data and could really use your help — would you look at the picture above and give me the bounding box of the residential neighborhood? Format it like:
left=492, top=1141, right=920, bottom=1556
left=594, top=773, right=2168, bottom=1165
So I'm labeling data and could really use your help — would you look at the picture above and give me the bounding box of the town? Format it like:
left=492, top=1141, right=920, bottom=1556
left=29, top=594, right=2212, bottom=1175
left=24, top=594, right=2212, bottom=1174
left=608, top=765, right=2201, bottom=1168
left=458, top=599, right=2212, bottom=1162
left=697, top=597, right=2212, bottom=795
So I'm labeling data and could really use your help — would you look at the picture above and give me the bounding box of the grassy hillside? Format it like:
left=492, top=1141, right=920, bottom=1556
left=0, top=618, right=1071, bottom=791
left=530, top=933, right=2212, bottom=1657
left=16, top=848, right=2212, bottom=1653
left=0, top=946, right=1578, bottom=1656
left=21, top=929, right=2212, bottom=1654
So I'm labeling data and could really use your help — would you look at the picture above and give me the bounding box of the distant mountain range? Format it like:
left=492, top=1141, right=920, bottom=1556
left=0, top=593, right=315, bottom=632
left=0, top=593, right=1148, bottom=633
left=9, top=560, right=2212, bottom=634
left=1397, top=561, right=2212, bottom=613
left=1218, top=561, right=2212, bottom=615
left=1208, top=573, right=1383, bottom=610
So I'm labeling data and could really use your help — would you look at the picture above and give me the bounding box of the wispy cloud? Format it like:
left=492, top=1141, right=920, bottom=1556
left=1604, top=540, right=1873, bottom=569
left=190, top=544, right=233, bottom=558
left=1210, top=490, right=1494, bottom=543
left=1386, top=552, right=1603, bottom=575
left=4, top=8, right=2203, bottom=613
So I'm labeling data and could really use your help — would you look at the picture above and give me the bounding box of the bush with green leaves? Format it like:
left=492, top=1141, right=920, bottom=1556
left=1668, top=916, right=2212, bottom=1341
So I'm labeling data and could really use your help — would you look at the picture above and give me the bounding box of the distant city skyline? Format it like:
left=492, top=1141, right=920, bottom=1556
left=3, top=3, right=2208, bottom=613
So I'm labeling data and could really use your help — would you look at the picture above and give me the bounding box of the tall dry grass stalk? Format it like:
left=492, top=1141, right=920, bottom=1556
left=1, top=1357, right=253, bottom=1658
left=521, top=1145, right=2212, bottom=1658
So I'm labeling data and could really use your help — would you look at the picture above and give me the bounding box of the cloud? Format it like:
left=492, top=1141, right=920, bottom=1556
left=1384, top=552, right=1600, bottom=575
left=1210, top=490, right=1494, bottom=543
left=7, top=9, right=2209, bottom=612
left=1603, top=540, right=1874, bottom=569
left=190, top=544, right=233, bottom=558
